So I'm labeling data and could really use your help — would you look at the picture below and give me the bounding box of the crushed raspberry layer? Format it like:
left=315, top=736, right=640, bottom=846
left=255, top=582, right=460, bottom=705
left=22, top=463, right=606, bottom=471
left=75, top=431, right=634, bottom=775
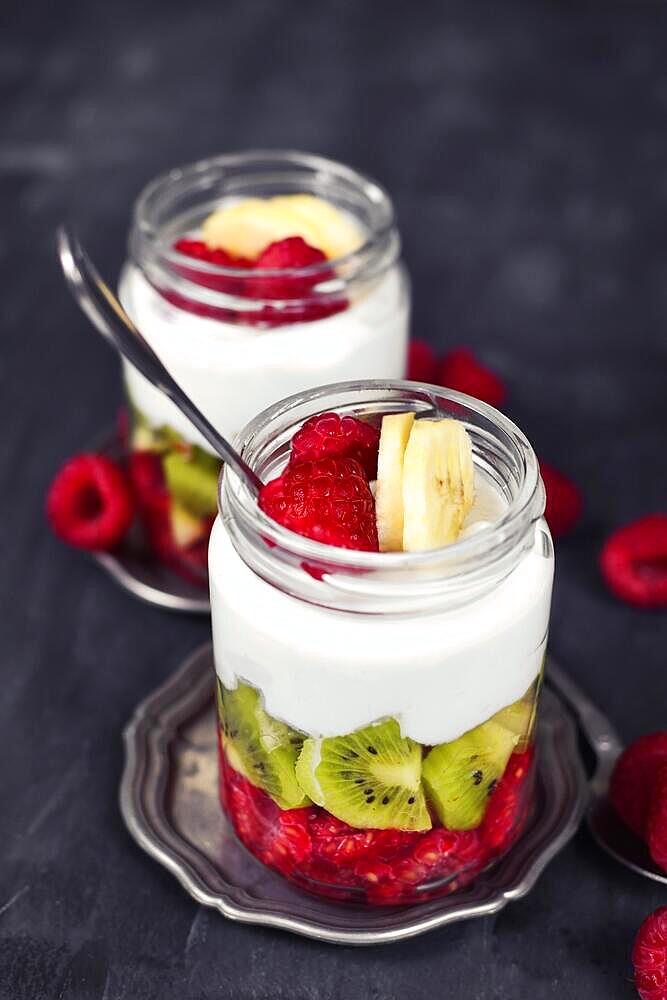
left=601, top=515, right=667, bottom=609
left=46, top=453, right=134, bottom=551
left=259, top=456, right=379, bottom=552
left=218, top=742, right=534, bottom=905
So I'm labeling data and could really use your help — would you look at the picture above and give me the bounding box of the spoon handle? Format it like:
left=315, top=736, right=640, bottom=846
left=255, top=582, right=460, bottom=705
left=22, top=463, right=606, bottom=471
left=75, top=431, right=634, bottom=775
left=57, top=226, right=263, bottom=496
left=547, top=660, right=623, bottom=792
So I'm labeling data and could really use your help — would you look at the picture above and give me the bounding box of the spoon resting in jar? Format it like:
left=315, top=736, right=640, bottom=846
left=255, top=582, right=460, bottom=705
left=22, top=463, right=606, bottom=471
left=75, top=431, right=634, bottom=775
left=57, top=225, right=264, bottom=497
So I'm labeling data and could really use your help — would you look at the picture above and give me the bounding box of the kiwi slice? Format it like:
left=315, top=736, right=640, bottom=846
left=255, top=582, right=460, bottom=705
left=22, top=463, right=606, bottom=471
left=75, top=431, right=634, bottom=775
left=219, top=682, right=308, bottom=809
left=295, top=719, right=431, bottom=832
left=422, top=720, right=518, bottom=830
left=162, top=450, right=220, bottom=517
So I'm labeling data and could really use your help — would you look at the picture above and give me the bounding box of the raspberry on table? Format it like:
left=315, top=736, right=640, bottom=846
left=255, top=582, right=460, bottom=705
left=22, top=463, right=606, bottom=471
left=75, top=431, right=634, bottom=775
left=610, top=732, right=667, bottom=839
left=633, top=907, right=667, bottom=1000
left=259, top=456, right=379, bottom=552
left=436, top=348, right=506, bottom=408
left=648, top=763, right=667, bottom=873
left=407, top=339, right=438, bottom=383
left=539, top=461, right=584, bottom=539
left=600, top=514, right=667, bottom=609
left=46, top=453, right=134, bottom=551
left=291, top=412, right=381, bottom=479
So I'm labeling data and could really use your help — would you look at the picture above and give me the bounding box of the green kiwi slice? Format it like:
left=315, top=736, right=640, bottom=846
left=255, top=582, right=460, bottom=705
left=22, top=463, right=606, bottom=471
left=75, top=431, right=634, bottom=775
left=295, top=719, right=431, bottom=832
left=218, top=681, right=308, bottom=809
left=162, top=450, right=220, bottom=517
left=422, top=720, right=518, bottom=830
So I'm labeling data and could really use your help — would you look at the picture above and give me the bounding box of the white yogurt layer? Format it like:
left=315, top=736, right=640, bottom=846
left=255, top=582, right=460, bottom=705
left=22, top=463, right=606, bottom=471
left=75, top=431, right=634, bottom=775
left=119, top=264, right=409, bottom=450
left=209, top=475, right=553, bottom=746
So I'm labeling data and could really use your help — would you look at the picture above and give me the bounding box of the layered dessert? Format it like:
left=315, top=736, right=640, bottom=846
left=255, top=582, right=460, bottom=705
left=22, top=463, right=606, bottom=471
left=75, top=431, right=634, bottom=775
left=119, top=153, right=409, bottom=582
left=210, top=386, right=553, bottom=904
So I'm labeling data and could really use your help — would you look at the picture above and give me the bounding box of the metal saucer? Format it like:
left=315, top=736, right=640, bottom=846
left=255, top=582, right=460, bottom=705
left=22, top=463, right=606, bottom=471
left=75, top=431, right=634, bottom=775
left=90, top=430, right=210, bottom=615
left=120, top=645, right=588, bottom=946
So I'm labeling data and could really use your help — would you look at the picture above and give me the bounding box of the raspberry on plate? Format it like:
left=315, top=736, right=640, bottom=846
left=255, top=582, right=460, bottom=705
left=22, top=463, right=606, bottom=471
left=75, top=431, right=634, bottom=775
left=291, top=412, right=380, bottom=479
left=436, top=348, right=506, bottom=408
left=600, top=515, right=667, bottom=609
left=407, top=339, right=438, bottom=383
left=610, top=732, right=667, bottom=840
left=633, top=907, right=667, bottom=1000
left=259, top=456, right=379, bottom=552
left=539, top=461, right=583, bottom=539
left=648, top=763, right=667, bottom=873
left=46, top=454, right=134, bottom=551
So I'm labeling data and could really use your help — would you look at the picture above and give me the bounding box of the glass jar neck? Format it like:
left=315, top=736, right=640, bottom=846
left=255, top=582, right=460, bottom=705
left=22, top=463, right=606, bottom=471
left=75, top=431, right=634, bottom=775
left=127, top=150, right=401, bottom=321
left=220, top=380, right=547, bottom=615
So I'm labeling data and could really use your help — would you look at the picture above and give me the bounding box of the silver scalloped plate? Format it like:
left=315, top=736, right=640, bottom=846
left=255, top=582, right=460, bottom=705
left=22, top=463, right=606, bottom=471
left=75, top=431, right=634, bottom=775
left=90, top=431, right=211, bottom=615
left=120, top=645, right=588, bottom=946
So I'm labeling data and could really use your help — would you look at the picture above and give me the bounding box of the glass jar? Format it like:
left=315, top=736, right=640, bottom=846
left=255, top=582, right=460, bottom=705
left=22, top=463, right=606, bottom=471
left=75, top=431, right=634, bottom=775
left=119, top=151, right=409, bottom=585
left=210, top=380, right=553, bottom=905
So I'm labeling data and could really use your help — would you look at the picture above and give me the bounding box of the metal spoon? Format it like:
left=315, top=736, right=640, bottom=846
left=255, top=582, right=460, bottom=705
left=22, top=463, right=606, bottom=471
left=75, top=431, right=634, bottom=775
left=57, top=226, right=263, bottom=496
left=548, top=662, right=667, bottom=884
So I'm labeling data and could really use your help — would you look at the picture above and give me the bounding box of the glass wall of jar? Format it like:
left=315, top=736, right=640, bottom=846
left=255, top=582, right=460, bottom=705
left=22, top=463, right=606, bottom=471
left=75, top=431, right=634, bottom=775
left=119, top=152, right=409, bottom=585
left=211, top=380, right=553, bottom=905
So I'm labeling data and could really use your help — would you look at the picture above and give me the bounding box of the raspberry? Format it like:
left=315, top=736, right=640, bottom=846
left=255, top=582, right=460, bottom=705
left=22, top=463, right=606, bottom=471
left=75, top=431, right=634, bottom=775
left=172, top=238, right=253, bottom=297
left=291, top=412, right=380, bottom=479
left=260, top=809, right=312, bottom=875
left=436, top=348, right=506, bottom=408
left=648, top=764, right=667, bottom=873
left=407, top=339, right=438, bottom=383
left=251, top=237, right=328, bottom=300
left=481, top=749, right=534, bottom=853
left=539, top=461, right=583, bottom=539
left=633, top=907, right=667, bottom=1000
left=259, top=456, right=379, bottom=551
left=610, top=733, right=667, bottom=839
left=46, top=454, right=134, bottom=551
left=600, top=515, right=667, bottom=609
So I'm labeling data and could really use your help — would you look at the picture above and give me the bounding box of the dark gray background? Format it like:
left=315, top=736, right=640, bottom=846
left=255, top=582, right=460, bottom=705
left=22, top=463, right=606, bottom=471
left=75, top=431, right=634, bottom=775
left=1, top=1, right=666, bottom=997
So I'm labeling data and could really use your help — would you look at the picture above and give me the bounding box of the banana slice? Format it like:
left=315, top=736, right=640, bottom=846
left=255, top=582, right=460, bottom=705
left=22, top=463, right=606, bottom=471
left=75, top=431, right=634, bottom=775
left=202, top=194, right=363, bottom=260
left=271, top=195, right=363, bottom=259
left=375, top=412, right=415, bottom=551
left=402, top=419, right=475, bottom=551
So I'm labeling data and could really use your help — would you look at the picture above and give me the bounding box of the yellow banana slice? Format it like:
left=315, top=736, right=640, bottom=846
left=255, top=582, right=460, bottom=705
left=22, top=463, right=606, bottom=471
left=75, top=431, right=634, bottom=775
left=402, top=419, right=475, bottom=551
left=375, top=412, right=415, bottom=551
left=202, top=194, right=362, bottom=260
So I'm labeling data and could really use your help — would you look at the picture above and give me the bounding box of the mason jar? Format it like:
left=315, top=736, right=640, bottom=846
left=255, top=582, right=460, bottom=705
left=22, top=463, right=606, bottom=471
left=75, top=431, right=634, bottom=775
left=210, top=380, right=553, bottom=905
left=118, top=151, right=410, bottom=584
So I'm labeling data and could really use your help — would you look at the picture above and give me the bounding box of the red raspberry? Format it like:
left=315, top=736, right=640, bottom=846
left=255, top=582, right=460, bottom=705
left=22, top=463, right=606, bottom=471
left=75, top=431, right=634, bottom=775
left=291, top=412, right=380, bottom=479
left=251, top=237, right=328, bottom=300
left=648, top=764, right=667, bottom=873
left=46, top=454, right=134, bottom=551
left=436, top=348, right=506, bottom=408
left=610, top=733, right=667, bottom=839
left=481, top=749, right=534, bottom=853
left=600, top=515, right=667, bottom=609
left=539, top=461, right=584, bottom=539
left=633, top=907, right=667, bottom=1000
left=259, top=457, right=379, bottom=551
left=260, top=808, right=313, bottom=875
left=407, top=339, right=438, bottom=383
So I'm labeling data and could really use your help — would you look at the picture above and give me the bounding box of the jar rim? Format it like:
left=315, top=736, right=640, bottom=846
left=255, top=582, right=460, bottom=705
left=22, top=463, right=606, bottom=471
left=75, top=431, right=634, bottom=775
left=220, top=380, right=546, bottom=611
left=131, top=149, right=398, bottom=280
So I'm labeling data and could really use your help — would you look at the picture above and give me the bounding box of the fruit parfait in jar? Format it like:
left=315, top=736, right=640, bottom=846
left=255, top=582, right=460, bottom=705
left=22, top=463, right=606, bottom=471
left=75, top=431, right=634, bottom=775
left=119, top=151, right=409, bottom=584
left=211, top=380, right=553, bottom=905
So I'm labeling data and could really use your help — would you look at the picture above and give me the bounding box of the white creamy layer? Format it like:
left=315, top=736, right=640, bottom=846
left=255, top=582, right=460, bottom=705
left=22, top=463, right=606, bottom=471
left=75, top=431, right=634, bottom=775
left=209, top=479, right=553, bottom=746
left=119, top=264, right=409, bottom=450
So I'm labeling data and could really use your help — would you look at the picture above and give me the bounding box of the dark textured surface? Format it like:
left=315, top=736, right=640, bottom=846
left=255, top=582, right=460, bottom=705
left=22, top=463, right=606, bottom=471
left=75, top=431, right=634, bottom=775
left=1, top=1, right=666, bottom=997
